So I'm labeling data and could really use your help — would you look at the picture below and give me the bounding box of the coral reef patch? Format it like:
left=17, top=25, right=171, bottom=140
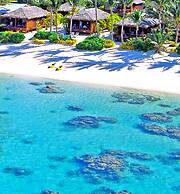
left=111, top=92, right=160, bottom=105
left=64, top=116, right=117, bottom=129
left=3, top=167, right=32, bottom=176
left=140, top=113, right=172, bottom=123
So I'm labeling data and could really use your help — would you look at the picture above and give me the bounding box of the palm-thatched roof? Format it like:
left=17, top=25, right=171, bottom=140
left=1, top=5, right=49, bottom=19
left=68, top=8, right=110, bottom=21
left=58, top=2, right=84, bottom=13
left=116, top=18, right=160, bottom=29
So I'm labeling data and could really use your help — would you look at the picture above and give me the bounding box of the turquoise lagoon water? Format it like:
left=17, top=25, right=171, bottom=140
left=0, top=74, right=179, bottom=194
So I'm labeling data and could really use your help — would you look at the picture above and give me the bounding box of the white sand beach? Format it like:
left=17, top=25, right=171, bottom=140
left=0, top=40, right=179, bottom=94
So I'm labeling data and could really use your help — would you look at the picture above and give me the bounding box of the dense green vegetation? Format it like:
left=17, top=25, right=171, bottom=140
left=76, top=35, right=115, bottom=51
left=33, top=31, right=76, bottom=45
left=0, top=32, right=25, bottom=44
left=120, top=37, right=153, bottom=52
left=0, top=0, right=10, bottom=5
left=2, top=0, right=179, bottom=53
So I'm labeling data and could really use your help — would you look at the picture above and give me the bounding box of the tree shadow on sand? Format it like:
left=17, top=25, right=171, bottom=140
left=0, top=43, right=44, bottom=57
left=63, top=49, right=152, bottom=71
left=1, top=43, right=179, bottom=73
left=147, top=53, right=180, bottom=73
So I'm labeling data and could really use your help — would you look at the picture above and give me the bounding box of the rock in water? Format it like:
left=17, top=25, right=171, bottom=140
left=140, top=112, right=172, bottom=123
left=3, top=167, right=32, bottom=176
left=37, top=86, right=65, bottom=94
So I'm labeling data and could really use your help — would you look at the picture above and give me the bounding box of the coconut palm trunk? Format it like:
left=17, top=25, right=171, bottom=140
left=158, top=13, right=162, bottom=30
left=95, top=0, right=98, bottom=35
left=175, top=24, right=179, bottom=43
left=70, top=15, right=73, bottom=35
left=136, top=24, right=139, bottom=38
left=69, top=4, right=77, bottom=36
left=110, top=8, right=113, bottom=40
left=55, top=10, right=58, bottom=33
left=121, top=5, right=126, bottom=43
left=50, top=9, right=53, bottom=32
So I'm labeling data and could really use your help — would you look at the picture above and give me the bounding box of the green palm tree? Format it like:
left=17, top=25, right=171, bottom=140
left=145, top=0, right=169, bottom=31
left=95, top=0, right=99, bottom=35
left=169, top=0, right=180, bottom=43
left=50, top=0, right=63, bottom=33
left=130, top=10, right=144, bottom=38
left=151, top=31, right=168, bottom=53
left=108, top=0, right=117, bottom=40
left=68, top=0, right=80, bottom=35
left=0, top=0, right=10, bottom=5
left=118, top=0, right=133, bottom=42
left=68, top=0, right=88, bottom=35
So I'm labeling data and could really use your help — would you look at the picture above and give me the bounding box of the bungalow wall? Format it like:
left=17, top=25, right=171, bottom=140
left=26, top=18, right=45, bottom=32
left=69, top=20, right=97, bottom=34
left=0, top=17, right=45, bottom=32
left=114, top=26, right=152, bottom=40
left=116, top=3, right=144, bottom=16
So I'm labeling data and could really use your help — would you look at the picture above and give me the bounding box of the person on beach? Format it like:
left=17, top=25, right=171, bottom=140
left=48, top=63, right=56, bottom=68
left=48, top=63, right=63, bottom=71
left=55, top=65, right=63, bottom=71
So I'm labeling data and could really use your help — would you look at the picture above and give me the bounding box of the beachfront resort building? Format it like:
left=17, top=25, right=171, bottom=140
left=114, top=0, right=144, bottom=15
left=114, top=18, right=161, bottom=40
left=0, top=5, right=49, bottom=32
left=67, top=8, right=110, bottom=34
left=58, top=2, right=83, bottom=16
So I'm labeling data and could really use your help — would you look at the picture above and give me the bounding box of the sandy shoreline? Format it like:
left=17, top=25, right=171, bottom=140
left=0, top=42, right=179, bottom=95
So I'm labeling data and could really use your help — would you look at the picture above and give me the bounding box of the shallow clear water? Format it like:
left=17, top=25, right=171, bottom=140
left=0, top=74, right=179, bottom=194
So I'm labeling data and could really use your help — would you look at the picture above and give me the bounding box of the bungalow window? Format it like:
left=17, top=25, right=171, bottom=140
left=80, top=21, right=90, bottom=30
left=17, top=19, right=26, bottom=27
left=9, top=18, right=16, bottom=26
left=72, top=21, right=79, bottom=30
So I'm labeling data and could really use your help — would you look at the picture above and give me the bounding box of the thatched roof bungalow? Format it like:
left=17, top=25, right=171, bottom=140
left=67, top=8, right=110, bottom=34
left=113, top=0, right=145, bottom=15
left=58, top=2, right=84, bottom=16
left=114, top=18, right=160, bottom=40
left=0, top=5, right=49, bottom=32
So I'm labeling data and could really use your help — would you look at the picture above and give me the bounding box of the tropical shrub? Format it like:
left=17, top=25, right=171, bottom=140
left=34, top=31, right=56, bottom=40
left=120, top=38, right=134, bottom=50
left=164, top=47, right=177, bottom=53
left=77, top=41, right=103, bottom=51
left=33, top=38, right=46, bottom=45
left=120, top=43, right=134, bottom=50
left=65, top=39, right=77, bottom=46
left=0, top=31, right=25, bottom=44
left=165, top=40, right=179, bottom=47
left=48, top=33, right=59, bottom=43
left=9, top=33, right=25, bottom=43
left=58, top=39, right=66, bottom=45
left=133, top=38, right=153, bottom=52
left=0, top=32, right=10, bottom=43
left=76, top=36, right=107, bottom=51
left=34, top=31, right=76, bottom=45
left=120, top=38, right=153, bottom=52
left=104, top=39, right=115, bottom=48
left=34, top=31, right=49, bottom=39
left=56, top=39, right=76, bottom=46
left=86, top=35, right=105, bottom=45
left=149, top=32, right=168, bottom=53
left=59, top=34, right=71, bottom=41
